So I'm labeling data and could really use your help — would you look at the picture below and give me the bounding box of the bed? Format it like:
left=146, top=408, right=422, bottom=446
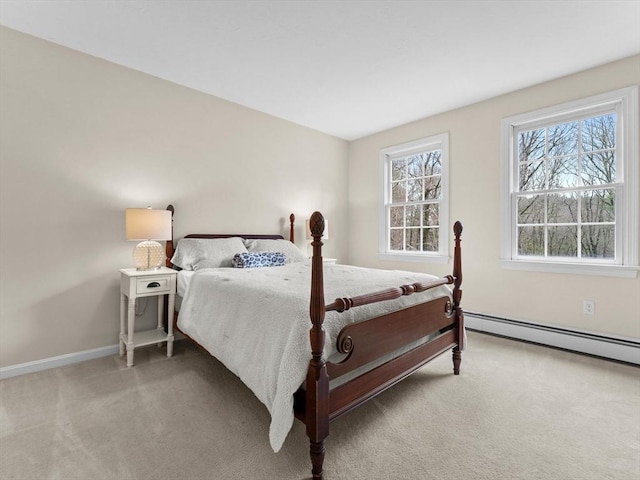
left=165, top=205, right=464, bottom=480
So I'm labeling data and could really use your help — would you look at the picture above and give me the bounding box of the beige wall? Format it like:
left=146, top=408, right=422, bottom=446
left=0, top=27, right=349, bottom=367
left=348, top=55, right=640, bottom=339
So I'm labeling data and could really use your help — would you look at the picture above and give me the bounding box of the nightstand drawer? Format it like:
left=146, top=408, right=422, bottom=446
left=136, top=276, right=171, bottom=295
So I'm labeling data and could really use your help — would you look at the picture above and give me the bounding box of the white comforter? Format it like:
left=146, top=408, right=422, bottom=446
left=177, top=262, right=451, bottom=452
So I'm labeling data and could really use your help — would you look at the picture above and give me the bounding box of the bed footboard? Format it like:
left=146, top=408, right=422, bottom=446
left=301, top=211, right=463, bottom=480
left=328, top=296, right=456, bottom=418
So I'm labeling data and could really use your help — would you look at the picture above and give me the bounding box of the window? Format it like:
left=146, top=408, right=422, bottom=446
left=379, top=133, right=449, bottom=263
left=500, top=87, right=638, bottom=277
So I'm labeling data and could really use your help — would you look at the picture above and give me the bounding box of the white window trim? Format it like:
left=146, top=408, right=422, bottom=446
left=378, top=133, right=450, bottom=263
left=500, top=86, right=639, bottom=278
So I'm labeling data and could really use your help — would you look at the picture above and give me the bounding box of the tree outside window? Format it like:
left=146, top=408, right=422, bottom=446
left=516, top=113, right=616, bottom=259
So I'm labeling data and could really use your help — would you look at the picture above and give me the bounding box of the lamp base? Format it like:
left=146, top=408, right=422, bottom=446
left=133, top=240, right=165, bottom=270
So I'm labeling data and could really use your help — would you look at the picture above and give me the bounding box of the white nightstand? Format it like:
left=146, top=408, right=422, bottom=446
left=119, top=267, right=177, bottom=367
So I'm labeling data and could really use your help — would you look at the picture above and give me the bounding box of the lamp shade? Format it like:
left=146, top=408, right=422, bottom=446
left=305, top=218, right=328, bottom=240
left=125, top=208, right=172, bottom=241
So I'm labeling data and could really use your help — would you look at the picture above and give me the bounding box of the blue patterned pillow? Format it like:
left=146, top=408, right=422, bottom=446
left=232, top=251, right=286, bottom=268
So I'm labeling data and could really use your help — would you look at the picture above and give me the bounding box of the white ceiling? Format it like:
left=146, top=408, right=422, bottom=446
left=1, top=1, right=639, bottom=140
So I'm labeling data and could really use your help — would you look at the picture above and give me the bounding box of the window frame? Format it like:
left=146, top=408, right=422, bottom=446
left=500, top=86, right=639, bottom=278
left=378, top=133, right=450, bottom=264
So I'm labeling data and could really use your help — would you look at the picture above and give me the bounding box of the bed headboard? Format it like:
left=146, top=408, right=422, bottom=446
left=164, top=205, right=296, bottom=267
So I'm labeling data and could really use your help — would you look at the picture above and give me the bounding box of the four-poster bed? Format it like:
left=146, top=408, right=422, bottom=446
left=164, top=205, right=464, bottom=480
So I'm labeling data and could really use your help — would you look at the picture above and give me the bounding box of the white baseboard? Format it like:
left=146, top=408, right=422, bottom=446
left=0, top=331, right=188, bottom=380
left=0, top=344, right=120, bottom=380
left=465, top=313, right=640, bottom=365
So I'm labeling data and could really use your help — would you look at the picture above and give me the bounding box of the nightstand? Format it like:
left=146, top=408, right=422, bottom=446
left=119, top=267, right=177, bottom=367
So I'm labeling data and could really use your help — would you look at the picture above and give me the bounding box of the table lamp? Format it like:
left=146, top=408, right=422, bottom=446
left=125, top=207, right=172, bottom=270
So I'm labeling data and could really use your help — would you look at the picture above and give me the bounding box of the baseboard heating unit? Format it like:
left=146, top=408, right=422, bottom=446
left=465, top=312, right=639, bottom=365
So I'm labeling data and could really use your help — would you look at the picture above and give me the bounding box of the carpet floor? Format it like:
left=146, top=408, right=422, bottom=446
left=1, top=331, right=638, bottom=480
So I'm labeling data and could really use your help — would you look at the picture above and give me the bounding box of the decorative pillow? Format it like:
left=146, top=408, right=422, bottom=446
left=232, top=252, right=286, bottom=268
left=243, top=239, right=308, bottom=264
left=171, top=237, right=248, bottom=270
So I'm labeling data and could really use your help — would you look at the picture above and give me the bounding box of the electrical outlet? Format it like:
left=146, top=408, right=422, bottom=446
left=583, top=300, right=595, bottom=315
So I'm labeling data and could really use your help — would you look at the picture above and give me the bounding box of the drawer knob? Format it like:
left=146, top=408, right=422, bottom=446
left=147, top=281, right=161, bottom=288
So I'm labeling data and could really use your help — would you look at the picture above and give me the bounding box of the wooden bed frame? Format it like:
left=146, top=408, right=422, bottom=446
left=165, top=206, right=464, bottom=480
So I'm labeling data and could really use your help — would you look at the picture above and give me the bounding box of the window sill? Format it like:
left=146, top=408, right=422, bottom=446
left=500, top=259, right=639, bottom=278
left=378, top=252, right=450, bottom=264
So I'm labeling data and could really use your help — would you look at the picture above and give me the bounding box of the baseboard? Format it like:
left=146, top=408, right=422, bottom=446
left=0, top=330, right=188, bottom=380
left=465, top=312, right=640, bottom=365
left=0, top=344, right=120, bottom=380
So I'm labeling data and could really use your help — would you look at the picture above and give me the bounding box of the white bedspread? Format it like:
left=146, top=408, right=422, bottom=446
left=177, top=262, right=451, bottom=452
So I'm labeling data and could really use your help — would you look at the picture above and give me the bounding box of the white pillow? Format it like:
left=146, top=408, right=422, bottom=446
left=171, top=237, right=248, bottom=270
left=243, top=239, right=308, bottom=264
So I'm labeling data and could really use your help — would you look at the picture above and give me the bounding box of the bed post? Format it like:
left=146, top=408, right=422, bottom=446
left=289, top=213, right=295, bottom=243
left=452, top=221, right=464, bottom=374
left=306, top=211, right=330, bottom=480
left=165, top=204, right=175, bottom=268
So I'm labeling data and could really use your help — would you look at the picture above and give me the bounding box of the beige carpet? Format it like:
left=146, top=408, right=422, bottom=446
left=1, top=332, right=638, bottom=480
